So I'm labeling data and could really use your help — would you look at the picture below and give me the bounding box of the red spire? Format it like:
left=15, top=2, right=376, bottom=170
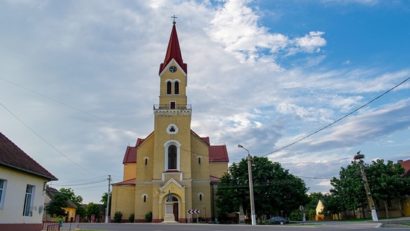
left=159, top=24, right=187, bottom=74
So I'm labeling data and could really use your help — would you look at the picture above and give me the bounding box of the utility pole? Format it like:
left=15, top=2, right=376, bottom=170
left=105, top=175, right=111, bottom=223
left=354, top=152, right=378, bottom=222
left=238, top=144, right=256, bottom=226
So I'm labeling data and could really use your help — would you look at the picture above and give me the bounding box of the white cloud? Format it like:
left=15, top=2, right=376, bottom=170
left=208, top=0, right=326, bottom=65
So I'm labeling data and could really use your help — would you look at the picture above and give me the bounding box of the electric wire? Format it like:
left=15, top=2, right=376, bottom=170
left=260, top=75, right=410, bottom=157
left=0, top=101, right=92, bottom=175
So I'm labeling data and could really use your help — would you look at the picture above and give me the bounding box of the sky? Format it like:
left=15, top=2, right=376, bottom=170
left=1, top=0, right=409, bottom=203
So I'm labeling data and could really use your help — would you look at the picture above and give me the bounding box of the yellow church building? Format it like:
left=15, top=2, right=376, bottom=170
left=110, top=21, right=229, bottom=223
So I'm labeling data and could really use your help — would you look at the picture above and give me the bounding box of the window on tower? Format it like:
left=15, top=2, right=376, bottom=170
left=168, top=145, right=177, bottom=170
left=166, top=81, right=172, bottom=94
left=174, top=81, right=179, bottom=95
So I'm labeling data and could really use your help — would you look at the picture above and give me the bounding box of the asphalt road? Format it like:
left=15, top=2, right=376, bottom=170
left=60, top=221, right=408, bottom=231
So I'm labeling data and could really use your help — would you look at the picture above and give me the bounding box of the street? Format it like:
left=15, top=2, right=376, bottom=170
left=61, top=221, right=409, bottom=231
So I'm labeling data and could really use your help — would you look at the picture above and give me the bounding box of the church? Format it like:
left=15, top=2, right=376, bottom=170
left=110, top=21, right=229, bottom=223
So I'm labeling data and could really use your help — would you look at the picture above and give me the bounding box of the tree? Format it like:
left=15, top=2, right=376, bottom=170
left=216, top=157, right=308, bottom=221
left=330, top=159, right=410, bottom=219
left=366, top=159, right=410, bottom=218
left=86, top=202, right=101, bottom=221
left=330, top=161, right=367, bottom=217
left=305, top=192, right=325, bottom=220
left=59, top=188, right=85, bottom=219
left=46, top=192, right=68, bottom=217
left=101, top=192, right=112, bottom=216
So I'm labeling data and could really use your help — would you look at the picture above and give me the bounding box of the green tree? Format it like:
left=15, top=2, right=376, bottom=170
left=86, top=202, right=101, bottom=220
left=59, top=188, right=86, bottom=219
left=330, top=161, right=367, bottom=217
left=46, top=192, right=68, bottom=217
left=217, top=157, right=308, bottom=221
left=101, top=192, right=111, bottom=216
left=305, top=192, right=324, bottom=220
left=367, top=159, right=410, bottom=218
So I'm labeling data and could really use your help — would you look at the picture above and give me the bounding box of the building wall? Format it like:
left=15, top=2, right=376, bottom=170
left=110, top=185, right=135, bottom=220
left=209, top=162, right=228, bottom=179
left=403, top=197, right=410, bottom=216
left=123, top=163, right=136, bottom=181
left=0, top=167, right=47, bottom=224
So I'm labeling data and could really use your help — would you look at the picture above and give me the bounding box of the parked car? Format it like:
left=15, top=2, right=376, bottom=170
left=269, top=216, right=289, bottom=225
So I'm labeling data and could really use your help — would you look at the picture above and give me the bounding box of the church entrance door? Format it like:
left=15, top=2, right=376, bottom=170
left=173, top=201, right=179, bottom=221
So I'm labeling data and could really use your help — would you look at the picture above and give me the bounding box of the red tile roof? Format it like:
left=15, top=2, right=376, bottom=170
left=400, top=159, right=410, bottom=176
left=209, top=145, right=229, bottom=162
left=112, top=178, right=136, bottom=186
left=122, top=138, right=145, bottom=164
left=210, top=175, right=221, bottom=183
left=159, top=24, right=187, bottom=74
left=0, top=132, right=57, bottom=180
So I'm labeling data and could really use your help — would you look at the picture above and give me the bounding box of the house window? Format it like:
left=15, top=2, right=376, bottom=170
left=0, top=179, right=6, bottom=208
left=168, top=145, right=177, bottom=170
left=23, top=184, right=35, bottom=216
left=174, top=81, right=179, bottom=95
left=166, top=81, right=172, bottom=94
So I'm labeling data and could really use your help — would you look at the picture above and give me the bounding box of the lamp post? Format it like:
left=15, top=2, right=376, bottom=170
left=353, top=151, right=378, bottom=222
left=238, top=144, right=256, bottom=226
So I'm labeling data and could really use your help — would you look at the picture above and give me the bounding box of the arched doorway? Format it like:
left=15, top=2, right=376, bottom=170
left=165, top=194, right=179, bottom=222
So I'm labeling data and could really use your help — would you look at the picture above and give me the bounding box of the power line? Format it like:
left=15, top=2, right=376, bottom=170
left=51, top=179, right=106, bottom=187
left=261, top=75, right=410, bottom=157
left=0, top=78, right=107, bottom=122
left=0, top=101, right=92, bottom=175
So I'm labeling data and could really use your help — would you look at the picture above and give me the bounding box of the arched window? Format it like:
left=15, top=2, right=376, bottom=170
left=198, top=193, right=203, bottom=201
left=143, top=195, right=147, bottom=203
left=166, top=81, right=172, bottom=94
left=168, top=145, right=177, bottom=170
left=174, top=81, right=179, bottom=95
left=144, top=157, right=148, bottom=166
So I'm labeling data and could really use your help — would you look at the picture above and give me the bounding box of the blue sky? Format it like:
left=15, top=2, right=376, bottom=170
left=0, top=0, right=409, bottom=203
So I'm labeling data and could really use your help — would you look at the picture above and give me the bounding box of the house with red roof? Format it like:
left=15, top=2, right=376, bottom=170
left=0, top=132, right=57, bottom=231
left=110, top=21, right=229, bottom=223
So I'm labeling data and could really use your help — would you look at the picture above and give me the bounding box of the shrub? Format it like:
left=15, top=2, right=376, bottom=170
left=114, top=211, right=123, bottom=223
left=145, top=211, right=152, bottom=222
left=128, top=213, right=135, bottom=223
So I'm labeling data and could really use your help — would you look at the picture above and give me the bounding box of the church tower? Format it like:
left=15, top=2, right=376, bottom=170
left=111, top=21, right=229, bottom=223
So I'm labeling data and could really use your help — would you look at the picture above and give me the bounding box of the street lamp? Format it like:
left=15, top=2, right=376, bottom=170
left=238, top=144, right=256, bottom=226
left=353, top=151, right=378, bottom=222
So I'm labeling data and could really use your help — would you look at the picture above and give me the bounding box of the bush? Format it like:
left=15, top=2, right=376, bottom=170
left=145, top=211, right=152, bottom=222
left=128, top=213, right=134, bottom=223
left=114, top=211, right=123, bottom=223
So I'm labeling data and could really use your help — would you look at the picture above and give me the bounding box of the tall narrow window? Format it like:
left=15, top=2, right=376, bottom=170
left=0, top=179, right=6, bottom=208
left=198, top=157, right=201, bottom=165
left=170, top=102, right=176, bottom=109
left=144, top=158, right=148, bottom=166
left=166, top=81, right=172, bottom=94
left=143, top=195, right=147, bottom=203
left=168, top=145, right=177, bottom=170
left=174, top=81, right=179, bottom=95
left=23, top=185, right=35, bottom=216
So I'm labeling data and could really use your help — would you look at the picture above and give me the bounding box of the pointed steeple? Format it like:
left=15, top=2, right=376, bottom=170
left=159, top=23, right=187, bottom=74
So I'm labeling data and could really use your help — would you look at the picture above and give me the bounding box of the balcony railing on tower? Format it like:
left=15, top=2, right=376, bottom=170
left=153, top=104, right=192, bottom=110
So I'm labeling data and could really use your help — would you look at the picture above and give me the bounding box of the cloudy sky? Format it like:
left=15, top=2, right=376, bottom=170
left=1, top=0, right=409, bottom=203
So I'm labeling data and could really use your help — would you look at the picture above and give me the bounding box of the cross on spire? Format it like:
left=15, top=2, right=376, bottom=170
left=171, top=15, right=177, bottom=25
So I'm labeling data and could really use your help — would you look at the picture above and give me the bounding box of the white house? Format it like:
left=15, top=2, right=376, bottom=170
left=0, top=132, right=57, bottom=231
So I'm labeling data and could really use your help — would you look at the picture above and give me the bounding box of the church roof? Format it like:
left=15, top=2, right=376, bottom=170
left=122, top=138, right=144, bottom=164
left=209, top=145, right=229, bottom=162
left=112, top=178, right=136, bottom=186
left=0, top=132, right=57, bottom=181
left=159, top=23, right=187, bottom=74
left=400, top=159, right=410, bottom=176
